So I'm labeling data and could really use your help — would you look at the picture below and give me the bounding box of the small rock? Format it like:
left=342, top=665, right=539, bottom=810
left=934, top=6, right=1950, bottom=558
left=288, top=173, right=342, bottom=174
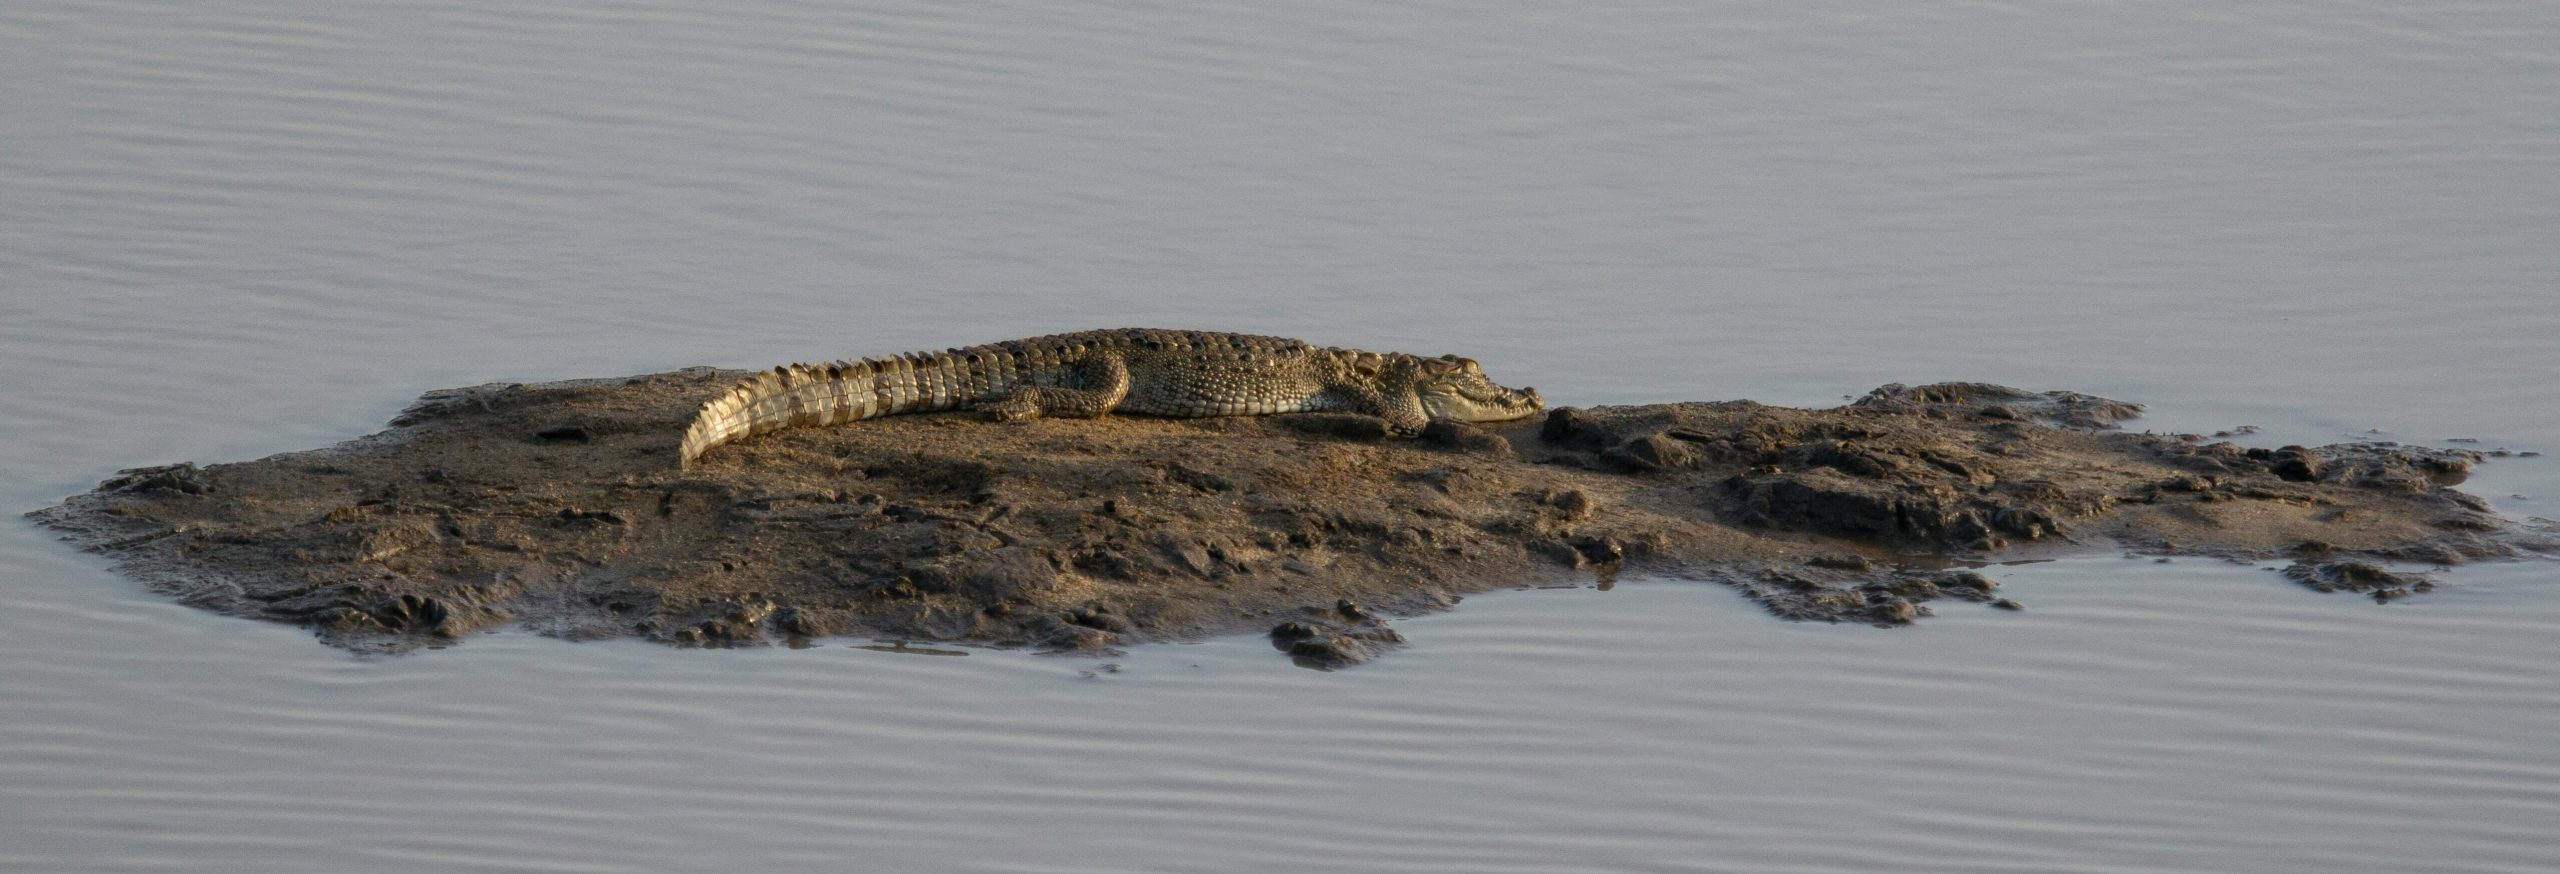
left=1935, top=568, right=1996, bottom=589
left=1807, top=553, right=1872, bottom=572
left=773, top=605, right=838, bottom=637
left=1535, top=539, right=1585, bottom=567
left=2283, top=560, right=2434, bottom=600
left=1068, top=604, right=1133, bottom=634
left=1872, top=597, right=1919, bottom=624
left=532, top=424, right=592, bottom=443
left=1461, top=432, right=1512, bottom=456
left=2270, top=445, right=2324, bottom=482
left=1041, top=623, right=1118, bottom=650
left=1573, top=536, right=1625, bottom=565
left=1421, top=420, right=1513, bottom=456
left=1540, top=407, right=1598, bottom=446
left=1268, top=621, right=1324, bottom=645
left=1539, top=488, right=1596, bottom=520
left=1603, top=432, right=1699, bottom=472
left=953, top=548, right=1064, bottom=601
left=106, top=463, right=211, bottom=495
left=1269, top=618, right=1404, bottom=669
left=1285, top=636, right=1357, bottom=665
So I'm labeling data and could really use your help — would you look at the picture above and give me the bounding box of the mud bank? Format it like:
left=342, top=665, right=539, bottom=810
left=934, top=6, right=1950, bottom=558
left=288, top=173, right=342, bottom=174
left=29, top=370, right=2542, bottom=666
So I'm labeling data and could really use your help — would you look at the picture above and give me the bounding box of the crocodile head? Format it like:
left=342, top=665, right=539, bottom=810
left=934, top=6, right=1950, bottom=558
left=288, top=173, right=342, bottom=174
left=1412, top=354, right=1544, bottom=422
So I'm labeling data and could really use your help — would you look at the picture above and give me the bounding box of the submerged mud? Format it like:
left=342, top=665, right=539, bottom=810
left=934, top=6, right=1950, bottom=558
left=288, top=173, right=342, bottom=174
left=28, top=369, right=2541, bottom=666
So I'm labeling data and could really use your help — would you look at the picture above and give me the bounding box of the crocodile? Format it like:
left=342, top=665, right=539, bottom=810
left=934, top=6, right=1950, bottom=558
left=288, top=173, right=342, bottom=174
left=678, top=328, right=1545, bottom=469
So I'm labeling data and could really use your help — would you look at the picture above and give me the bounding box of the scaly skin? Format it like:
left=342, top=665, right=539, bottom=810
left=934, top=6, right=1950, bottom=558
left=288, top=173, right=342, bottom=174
left=679, top=329, right=1544, bottom=469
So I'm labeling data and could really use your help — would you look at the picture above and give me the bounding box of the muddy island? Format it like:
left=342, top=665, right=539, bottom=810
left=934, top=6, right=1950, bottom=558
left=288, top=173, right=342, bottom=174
left=29, top=369, right=2540, bottom=666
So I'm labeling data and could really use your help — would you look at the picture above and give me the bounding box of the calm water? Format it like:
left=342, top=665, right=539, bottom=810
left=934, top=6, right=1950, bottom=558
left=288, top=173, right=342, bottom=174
left=5, top=2, right=2557, bottom=871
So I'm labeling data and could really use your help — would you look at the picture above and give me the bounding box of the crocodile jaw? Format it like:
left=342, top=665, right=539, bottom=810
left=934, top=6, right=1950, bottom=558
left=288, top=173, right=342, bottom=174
left=1420, top=379, right=1543, bottom=422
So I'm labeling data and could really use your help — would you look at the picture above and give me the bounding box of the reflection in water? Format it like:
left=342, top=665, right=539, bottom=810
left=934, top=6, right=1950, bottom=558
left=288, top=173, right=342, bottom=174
left=855, top=641, right=972, bottom=657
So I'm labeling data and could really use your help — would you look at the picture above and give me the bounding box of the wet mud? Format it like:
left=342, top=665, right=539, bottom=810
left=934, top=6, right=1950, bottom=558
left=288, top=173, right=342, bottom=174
left=28, top=370, right=2544, bottom=665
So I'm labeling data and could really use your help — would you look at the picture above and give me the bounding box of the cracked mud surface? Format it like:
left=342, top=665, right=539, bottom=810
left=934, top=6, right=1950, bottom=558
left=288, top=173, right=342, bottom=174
left=28, top=370, right=2545, bottom=666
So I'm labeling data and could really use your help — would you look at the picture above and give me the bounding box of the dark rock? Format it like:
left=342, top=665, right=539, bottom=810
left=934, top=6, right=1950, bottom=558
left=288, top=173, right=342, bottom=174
left=1067, top=604, right=1133, bottom=633
left=1268, top=621, right=1324, bottom=645
left=2270, top=446, right=2324, bottom=482
left=1858, top=382, right=2040, bottom=409
left=1573, top=536, right=1625, bottom=565
left=1535, top=538, right=1589, bottom=567
left=1540, top=407, right=1603, bottom=447
left=1800, top=440, right=1919, bottom=480
left=1539, top=488, right=1596, bottom=521
left=104, top=464, right=211, bottom=496
left=1038, top=622, right=1118, bottom=650
left=2041, top=392, right=2147, bottom=429
left=1421, top=420, right=1513, bottom=456
left=2283, top=560, right=2434, bottom=601
left=1807, top=553, right=1872, bottom=572
left=1762, top=568, right=1829, bottom=592
left=951, top=547, right=1064, bottom=601
left=1165, top=463, right=1235, bottom=493
left=1995, top=506, right=2061, bottom=540
left=1872, top=597, right=1919, bottom=624
left=1732, top=469, right=1975, bottom=545
left=271, top=584, right=510, bottom=641
left=661, top=597, right=777, bottom=646
left=556, top=507, right=625, bottom=525
left=1070, top=547, right=1139, bottom=580
left=2310, top=443, right=2483, bottom=491
left=1603, top=432, right=1700, bottom=472
left=1140, top=530, right=1216, bottom=577
left=1854, top=383, right=2143, bottom=428
left=1933, top=570, right=1997, bottom=592
left=773, top=605, right=839, bottom=637
left=533, top=424, right=592, bottom=443
left=368, top=593, right=455, bottom=634
left=1864, top=577, right=1941, bottom=599
left=2435, top=511, right=2503, bottom=532
left=1270, top=618, right=1406, bottom=670
left=1290, top=633, right=1351, bottom=661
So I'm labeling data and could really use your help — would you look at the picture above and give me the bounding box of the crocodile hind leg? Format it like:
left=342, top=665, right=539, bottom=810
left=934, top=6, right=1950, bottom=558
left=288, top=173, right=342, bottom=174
left=982, top=352, right=1132, bottom=422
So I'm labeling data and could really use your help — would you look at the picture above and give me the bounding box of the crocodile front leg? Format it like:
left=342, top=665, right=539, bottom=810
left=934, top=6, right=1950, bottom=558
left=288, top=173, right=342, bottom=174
left=982, top=352, right=1132, bottom=422
left=1334, top=385, right=1431, bottom=435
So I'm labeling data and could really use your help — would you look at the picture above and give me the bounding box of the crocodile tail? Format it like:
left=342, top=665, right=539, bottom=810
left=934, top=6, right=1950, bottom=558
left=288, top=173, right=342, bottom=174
left=678, top=352, right=977, bottom=469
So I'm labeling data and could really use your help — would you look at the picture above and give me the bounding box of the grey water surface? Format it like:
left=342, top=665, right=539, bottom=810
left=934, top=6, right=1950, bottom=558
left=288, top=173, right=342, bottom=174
left=5, top=2, right=2557, bottom=871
